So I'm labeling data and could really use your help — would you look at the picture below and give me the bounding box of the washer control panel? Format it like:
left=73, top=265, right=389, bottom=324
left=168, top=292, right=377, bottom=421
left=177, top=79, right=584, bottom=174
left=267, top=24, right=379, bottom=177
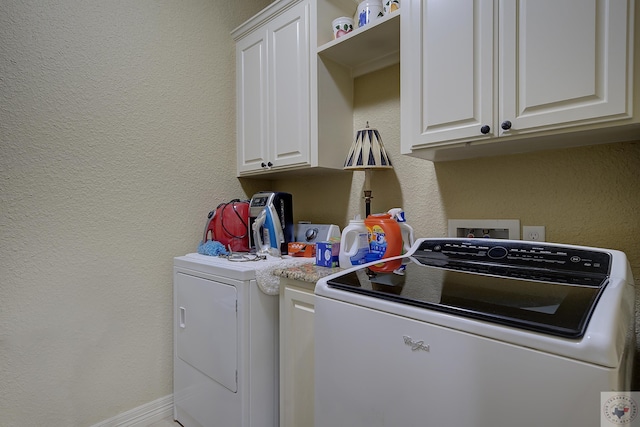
left=413, top=238, right=611, bottom=277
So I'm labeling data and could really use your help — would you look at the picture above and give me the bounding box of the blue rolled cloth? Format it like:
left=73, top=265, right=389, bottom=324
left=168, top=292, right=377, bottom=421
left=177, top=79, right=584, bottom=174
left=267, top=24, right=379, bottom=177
left=197, top=240, right=229, bottom=256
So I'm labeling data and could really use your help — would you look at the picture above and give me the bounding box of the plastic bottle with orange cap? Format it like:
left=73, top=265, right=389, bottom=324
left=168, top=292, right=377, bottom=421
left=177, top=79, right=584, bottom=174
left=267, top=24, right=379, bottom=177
left=363, top=208, right=414, bottom=273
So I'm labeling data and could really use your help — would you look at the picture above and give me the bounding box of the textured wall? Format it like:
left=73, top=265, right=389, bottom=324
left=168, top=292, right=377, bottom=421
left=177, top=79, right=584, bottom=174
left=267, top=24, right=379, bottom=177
left=0, top=0, right=270, bottom=425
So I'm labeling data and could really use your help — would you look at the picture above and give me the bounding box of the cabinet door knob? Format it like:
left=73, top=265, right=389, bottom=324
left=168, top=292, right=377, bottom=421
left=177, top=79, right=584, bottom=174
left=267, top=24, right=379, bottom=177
left=480, top=125, right=491, bottom=134
left=501, top=120, right=512, bottom=130
left=267, top=162, right=273, bottom=167
left=261, top=162, right=267, bottom=168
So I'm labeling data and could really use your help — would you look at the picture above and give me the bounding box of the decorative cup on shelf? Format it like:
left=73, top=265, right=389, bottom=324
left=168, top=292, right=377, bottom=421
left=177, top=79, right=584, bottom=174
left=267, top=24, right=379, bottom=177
left=332, top=17, right=354, bottom=39
left=356, top=0, right=383, bottom=28
left=383, top=0, right=400, bottom=15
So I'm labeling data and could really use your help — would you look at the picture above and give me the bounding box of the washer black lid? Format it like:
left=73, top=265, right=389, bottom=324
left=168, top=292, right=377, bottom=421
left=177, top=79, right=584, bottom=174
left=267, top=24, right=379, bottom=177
left=327, top=239, right=611, bottom=338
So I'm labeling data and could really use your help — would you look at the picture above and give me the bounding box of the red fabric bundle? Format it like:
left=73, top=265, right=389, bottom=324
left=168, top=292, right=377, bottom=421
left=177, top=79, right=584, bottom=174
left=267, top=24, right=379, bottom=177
left=203, top=200, right=250, bottom=253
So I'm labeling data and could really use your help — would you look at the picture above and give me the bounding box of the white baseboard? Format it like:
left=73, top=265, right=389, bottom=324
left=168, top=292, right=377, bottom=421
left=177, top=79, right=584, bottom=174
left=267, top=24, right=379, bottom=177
left=91, top=394, right=174, bottom=427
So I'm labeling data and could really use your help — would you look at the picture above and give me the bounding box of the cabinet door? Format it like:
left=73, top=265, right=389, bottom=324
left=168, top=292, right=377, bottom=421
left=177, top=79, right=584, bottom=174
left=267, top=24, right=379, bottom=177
left=237, top=29, right=269, bottom=174
left=268, top=1, right=310, bottom=169
left=500, top=0, right=631, bottom=134
left=401, top=0, right=494, bottom=151
left=280, top=284, right=315, bottom=427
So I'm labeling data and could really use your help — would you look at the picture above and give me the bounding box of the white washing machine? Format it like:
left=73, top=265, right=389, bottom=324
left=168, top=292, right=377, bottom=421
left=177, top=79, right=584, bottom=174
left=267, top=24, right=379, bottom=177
left=315, top=238, right=636, bottom=427
left=173, top=253, right=282, bottom=427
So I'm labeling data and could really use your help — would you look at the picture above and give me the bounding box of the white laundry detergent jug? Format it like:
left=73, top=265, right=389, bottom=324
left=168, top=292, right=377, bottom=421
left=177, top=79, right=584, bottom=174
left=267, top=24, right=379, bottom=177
left=387, top=208, right=415, bottom=274
left=388, top=208, right=415, bottom=252
left=339, top=216, right=370, bottom=269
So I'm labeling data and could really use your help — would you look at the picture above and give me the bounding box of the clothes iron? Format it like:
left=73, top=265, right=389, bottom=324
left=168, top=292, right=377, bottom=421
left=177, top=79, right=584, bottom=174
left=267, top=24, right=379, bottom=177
left=248, top=191, right=294, bottom=255
left=252, top=204, right=285, bottom=257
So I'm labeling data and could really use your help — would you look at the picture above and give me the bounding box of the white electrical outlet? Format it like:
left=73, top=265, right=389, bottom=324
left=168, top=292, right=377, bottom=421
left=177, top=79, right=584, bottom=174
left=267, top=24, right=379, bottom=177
left=523, top=226, right=546, bottom=242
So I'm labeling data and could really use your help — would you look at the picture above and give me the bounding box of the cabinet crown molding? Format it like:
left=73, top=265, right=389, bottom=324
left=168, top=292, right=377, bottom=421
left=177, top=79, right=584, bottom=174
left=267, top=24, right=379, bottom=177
left=232, top=0, right=304, bottom=41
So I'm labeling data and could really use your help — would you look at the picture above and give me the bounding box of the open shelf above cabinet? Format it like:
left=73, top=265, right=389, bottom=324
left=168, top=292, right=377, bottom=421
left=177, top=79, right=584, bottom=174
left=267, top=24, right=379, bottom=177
left=317, top=10, right=400, bottom=77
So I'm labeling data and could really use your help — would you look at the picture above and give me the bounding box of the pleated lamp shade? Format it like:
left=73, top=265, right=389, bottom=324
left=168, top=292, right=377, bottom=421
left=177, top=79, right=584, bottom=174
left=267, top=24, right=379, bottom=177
left=343, top=123, right=393, bottom=171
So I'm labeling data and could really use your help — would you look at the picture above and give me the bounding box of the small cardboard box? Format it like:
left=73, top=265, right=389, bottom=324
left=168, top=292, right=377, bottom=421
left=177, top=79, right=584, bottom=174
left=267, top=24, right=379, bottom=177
left=288, top=242, right=316, bottom=257
left=316, top=241, right=340, bottom=267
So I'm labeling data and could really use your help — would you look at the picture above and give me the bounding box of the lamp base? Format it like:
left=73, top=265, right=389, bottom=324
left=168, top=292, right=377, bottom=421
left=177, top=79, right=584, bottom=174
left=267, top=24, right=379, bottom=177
left=364, top=190, right=372, bottom=218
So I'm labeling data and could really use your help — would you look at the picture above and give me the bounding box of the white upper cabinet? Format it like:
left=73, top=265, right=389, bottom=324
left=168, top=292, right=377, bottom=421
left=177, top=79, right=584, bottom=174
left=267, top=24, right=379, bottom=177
left=269, top=6, right=311, bottom=170
left=235, top=1, right=311, bottom=175
left=500, top=0, right=631, bottom=132
left=233, top=0, right=401, bottom=177
left=401, top=0, right=495, bottom=144
left=402, top=0, right=638, bottom=161
left=236, top=28, right=268, bottom=173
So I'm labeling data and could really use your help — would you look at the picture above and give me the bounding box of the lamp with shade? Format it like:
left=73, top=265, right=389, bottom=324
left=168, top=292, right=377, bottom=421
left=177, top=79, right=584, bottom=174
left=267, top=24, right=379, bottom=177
left=343, top=122, right=393, bottom=217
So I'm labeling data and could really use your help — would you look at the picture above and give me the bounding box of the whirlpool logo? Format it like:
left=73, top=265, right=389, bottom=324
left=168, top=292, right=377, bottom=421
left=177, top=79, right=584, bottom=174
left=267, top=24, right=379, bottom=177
left=403, top=335, right=430, bottom=352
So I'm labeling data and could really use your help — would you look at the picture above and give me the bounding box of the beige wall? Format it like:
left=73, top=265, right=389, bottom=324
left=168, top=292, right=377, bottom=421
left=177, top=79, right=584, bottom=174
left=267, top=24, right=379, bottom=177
left=1, top=2, right=639, bottom=426
left=0, top=0, right=271, bottom=425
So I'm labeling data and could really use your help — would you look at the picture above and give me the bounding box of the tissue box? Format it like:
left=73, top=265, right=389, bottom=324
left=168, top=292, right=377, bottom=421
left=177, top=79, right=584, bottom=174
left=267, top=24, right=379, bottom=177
left=288, top=242, right=316, bottom=257
left=316, top=241, right=340, bottom=267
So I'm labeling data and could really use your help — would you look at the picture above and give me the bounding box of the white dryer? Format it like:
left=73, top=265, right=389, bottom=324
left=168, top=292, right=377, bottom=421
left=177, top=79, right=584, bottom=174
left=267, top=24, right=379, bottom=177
left=173, top=253, right=280, bottom=427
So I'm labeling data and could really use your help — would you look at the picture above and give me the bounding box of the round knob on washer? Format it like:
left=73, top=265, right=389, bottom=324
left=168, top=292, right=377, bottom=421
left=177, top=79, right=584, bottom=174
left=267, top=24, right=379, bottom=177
left=487, top=246, right=508, bottom=259
left=305, top=228, right=318, bottom=242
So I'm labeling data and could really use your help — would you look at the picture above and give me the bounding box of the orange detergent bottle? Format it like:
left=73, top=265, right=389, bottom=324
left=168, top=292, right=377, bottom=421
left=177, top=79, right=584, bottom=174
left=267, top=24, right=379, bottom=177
left=364, top=213, right=403, bottom=272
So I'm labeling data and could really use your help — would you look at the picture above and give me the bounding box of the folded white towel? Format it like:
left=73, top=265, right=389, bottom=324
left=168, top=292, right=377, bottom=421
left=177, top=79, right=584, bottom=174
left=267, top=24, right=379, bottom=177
left=255, top=256, right=316, bottom=295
